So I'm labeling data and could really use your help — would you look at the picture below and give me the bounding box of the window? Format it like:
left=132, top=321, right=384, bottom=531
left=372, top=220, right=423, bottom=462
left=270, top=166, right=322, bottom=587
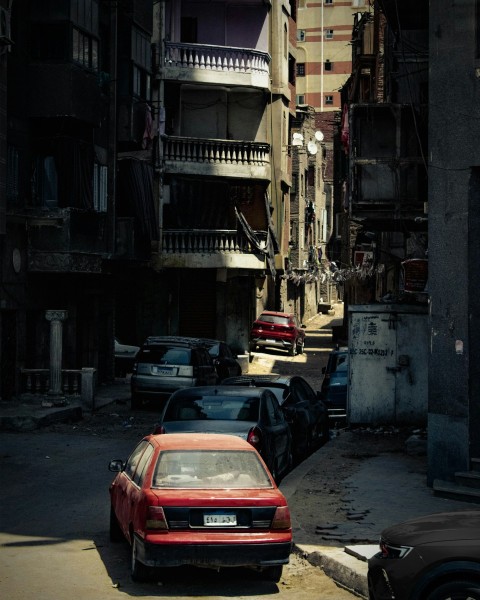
left=297, top=29, right=306, bottom=42
left=284, top=24, right=288, bottom=59
left=33, top=155, right=58, bottom=208
left=291, top=173, right=298, bottom=194
left=124, top=440, right=149, bottom=480
left=296, top=94, right=305, bottom=104
left=325, top=59, right=333, bottom=71
left=93, top=163, right=107, bottom=212
left=132, top=27, right=151, bottom=99
left=325, top=95, right=333, bottom=105
left=352, top=0, right=365, bottom=6
left=297, top=62, right=305, bottom=76
left=325, top=0, right=333, bottom=4
left=325, top=29, right=334, bottom=39
left=7, top=146, right=19, bottom=205
left=132, top=444, right=154, bottom=486
left=73, top=27, right=98, bottom=70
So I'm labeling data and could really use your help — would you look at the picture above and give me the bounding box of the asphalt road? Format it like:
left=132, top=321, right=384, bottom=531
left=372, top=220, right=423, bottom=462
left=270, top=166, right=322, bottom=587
left=0, top=428, right=357, bottom=600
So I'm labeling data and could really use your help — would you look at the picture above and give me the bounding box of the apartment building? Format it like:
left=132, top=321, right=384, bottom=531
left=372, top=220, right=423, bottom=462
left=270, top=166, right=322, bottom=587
left=296, top=0, right=371, bottom=112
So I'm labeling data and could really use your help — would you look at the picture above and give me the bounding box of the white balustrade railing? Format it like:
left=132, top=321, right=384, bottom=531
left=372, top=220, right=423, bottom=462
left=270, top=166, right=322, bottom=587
left=163, top=136, right=270, bottom=167
left=165, top=42, right=270, bottom=76
left=161, top=230, right=267, bottom=255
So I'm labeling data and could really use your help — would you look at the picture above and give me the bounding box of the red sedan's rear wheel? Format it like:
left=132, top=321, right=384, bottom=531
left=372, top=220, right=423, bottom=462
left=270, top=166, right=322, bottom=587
left=131, top=535, right=150, bottom=582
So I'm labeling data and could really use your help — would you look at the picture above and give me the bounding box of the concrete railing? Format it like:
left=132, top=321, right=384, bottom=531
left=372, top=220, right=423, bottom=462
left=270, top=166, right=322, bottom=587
left=161, top=229, right=267, bottom=254
left=20, top=368, right=97, bottom=406
left=165, top=42, right=270, bottom=77
left=162, top=136, right=270, bottom=168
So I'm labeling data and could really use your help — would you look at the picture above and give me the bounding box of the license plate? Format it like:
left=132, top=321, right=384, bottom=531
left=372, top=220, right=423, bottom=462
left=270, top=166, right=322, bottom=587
left=151, top=366, right=176, bottom=376
left=267, top=339, right=276, bottom=343
left=203, top=512, right=237, bottom=526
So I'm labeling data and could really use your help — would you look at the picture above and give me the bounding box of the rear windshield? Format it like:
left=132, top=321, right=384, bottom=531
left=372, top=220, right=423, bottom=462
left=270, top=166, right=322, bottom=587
left=164, top=396, right=260, bottom=422
left=152, top=449, right=272, bottom=489
left=258, top=314, right=289, bottom=325
left=137, top=346, right=191, bottom=365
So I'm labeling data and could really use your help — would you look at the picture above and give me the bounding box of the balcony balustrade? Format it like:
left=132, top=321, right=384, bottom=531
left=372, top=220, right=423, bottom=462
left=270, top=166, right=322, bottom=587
left=162, top=136, right=271, bottom=180
left=161, top=229, right=267, bottom=254
left=164, top=42, right=270, bottom=88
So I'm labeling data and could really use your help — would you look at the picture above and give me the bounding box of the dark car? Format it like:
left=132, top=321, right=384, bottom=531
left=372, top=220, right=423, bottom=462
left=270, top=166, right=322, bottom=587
left=108, top=433, right=292, bottom=583
left=199, top=339, right=242, bottom=381
left=320, top=346, right=349, bottom=423
left=249, top=311, right=306, bottom=356
left=155, top=385, right=292, bottom=483
left=114, top=337, right=140, bottom=377
left=222, top=374, right=329, bottom=462
left=130, top=336, right=218, bottom=409
left=368, top=510, right=480, bottom=600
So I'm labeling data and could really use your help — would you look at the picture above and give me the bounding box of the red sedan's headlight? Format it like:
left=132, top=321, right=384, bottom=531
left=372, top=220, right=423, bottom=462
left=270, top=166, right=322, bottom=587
left=146, top=506, right=168, bottom=530
left=271, top=506, right=291, bottom=530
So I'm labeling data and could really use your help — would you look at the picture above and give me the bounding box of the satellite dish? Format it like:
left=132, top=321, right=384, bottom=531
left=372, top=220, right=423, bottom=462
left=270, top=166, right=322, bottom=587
left=315, top=130, right=324, bottom=142
left=307, top=141, right=318, bottom=155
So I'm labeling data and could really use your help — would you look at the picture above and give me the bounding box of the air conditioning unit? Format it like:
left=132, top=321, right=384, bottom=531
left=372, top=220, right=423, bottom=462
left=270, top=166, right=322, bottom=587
left=0, top=7, right=12, bottom=45
left=351, top=0, right=365, bottom=6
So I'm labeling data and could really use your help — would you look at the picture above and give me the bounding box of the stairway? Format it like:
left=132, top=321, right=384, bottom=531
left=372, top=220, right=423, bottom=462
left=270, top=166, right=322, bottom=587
left=433, top=457, right=480, bottom=503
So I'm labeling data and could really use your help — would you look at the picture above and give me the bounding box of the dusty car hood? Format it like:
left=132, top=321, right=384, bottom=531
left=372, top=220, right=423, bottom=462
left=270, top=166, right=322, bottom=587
left=381, top=510, right=480, bottom=546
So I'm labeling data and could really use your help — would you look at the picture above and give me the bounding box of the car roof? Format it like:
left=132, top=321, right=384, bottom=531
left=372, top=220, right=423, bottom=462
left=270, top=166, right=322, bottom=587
left=143, top=336, right=207, bottom=348
left=257, top=311, right=293, bottom=318
left=222, top=374, right=293, bottom=387
left=147, top=432, right=259, bottom=451
left=169, top=385, right=268, bottom=399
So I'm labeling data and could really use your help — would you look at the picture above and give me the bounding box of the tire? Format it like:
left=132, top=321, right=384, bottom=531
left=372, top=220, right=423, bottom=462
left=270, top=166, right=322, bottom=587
left=427, top=581, right=480, bottom=600
left=249, top=342, right=256, bottom=353
left=109, top=506, right=124, bottom=543
left=289, top=343, right=297, bottom=357
left=262, top=565, right=283, bottom=583
left=296, top=339, right=304, bottom=354
left=131, top=535, right=150, bottom=582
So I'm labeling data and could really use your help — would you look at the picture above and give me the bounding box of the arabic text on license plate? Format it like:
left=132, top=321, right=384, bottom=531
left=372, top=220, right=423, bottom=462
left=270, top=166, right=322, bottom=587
left=152, top=366, right=173, bottom=376
left=204, top=513, right=237, bottom=526
left=267, top=339, right=276, bottom=343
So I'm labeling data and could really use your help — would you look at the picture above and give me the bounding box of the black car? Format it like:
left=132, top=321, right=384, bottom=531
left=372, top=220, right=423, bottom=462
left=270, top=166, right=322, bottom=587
left=368, top=510, right=480, bottom=600
left=154, top=385, right=292, bottom=483
left=221, top=374, right=329, bottom=462
left=198, top=339, right=242, bottom=381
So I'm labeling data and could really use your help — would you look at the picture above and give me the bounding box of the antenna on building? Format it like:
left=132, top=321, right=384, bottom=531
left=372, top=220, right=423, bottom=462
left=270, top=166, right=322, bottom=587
left=314, top=130, right=324, bottom=142
left=307, top=141, right=318, bottom=155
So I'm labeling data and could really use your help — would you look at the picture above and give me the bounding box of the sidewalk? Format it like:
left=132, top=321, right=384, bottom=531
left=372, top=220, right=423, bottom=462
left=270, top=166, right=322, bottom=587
left=0, top=311, right=477, bottom=598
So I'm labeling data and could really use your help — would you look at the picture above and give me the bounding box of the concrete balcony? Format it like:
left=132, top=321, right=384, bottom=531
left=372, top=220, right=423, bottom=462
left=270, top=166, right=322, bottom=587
left=153, top=229, right=268, bottom=270
left=162, top=136, right=271, bottom=181
left=163, top=42, right=271, bottom=90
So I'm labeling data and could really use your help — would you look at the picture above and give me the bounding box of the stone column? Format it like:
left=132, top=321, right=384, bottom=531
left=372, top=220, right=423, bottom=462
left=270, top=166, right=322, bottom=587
left=45, top=310, right=68, bottom=406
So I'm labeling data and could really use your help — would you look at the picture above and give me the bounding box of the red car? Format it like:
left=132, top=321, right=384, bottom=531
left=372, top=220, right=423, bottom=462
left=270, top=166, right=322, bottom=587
left=249, top=311, right=306, bottom=356
left=108, top=433, right=292, bottom=583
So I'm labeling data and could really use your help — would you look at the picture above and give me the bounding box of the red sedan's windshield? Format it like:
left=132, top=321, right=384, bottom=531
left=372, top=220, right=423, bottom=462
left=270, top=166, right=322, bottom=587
left=152, top=449, right=273, bottom=489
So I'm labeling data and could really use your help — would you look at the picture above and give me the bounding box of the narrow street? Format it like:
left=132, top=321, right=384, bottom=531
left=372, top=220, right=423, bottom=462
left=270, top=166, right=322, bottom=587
left=0, top=307, right=361, bottom=600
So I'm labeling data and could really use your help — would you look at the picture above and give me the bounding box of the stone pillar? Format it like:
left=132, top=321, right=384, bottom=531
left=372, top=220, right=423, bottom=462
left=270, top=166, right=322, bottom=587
left=45, top=310, right=68, bottom=406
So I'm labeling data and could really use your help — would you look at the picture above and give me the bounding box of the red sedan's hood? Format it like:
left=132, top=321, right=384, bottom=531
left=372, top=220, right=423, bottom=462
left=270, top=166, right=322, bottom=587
left=381, top=510, right=480, bottom=547
left=149, top=487, right=286, bottom=507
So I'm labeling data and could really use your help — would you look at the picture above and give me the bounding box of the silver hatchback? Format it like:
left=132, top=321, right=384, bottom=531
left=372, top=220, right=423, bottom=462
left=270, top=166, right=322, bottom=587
left=130, top=337, right=218, bottom=409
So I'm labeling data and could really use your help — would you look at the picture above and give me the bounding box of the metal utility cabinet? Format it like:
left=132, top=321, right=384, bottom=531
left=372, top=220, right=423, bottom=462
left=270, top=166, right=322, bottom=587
left=347, top=304, right=428, bottom=425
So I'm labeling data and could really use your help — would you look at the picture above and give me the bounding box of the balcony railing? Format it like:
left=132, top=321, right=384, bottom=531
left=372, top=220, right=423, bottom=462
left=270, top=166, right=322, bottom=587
left=20, top=369, right=83, bottom=397
left=161, top=230, right=267, bottom=255
left=162, top=136, right=270, bottom=168
left=165, top=42, right=270, bottom=77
